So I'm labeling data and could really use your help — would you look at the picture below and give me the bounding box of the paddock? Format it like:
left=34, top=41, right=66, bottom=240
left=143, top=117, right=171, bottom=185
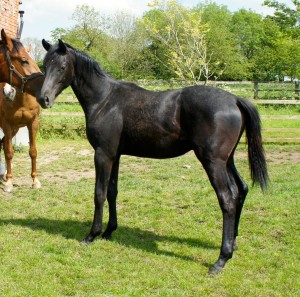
left=0, top=139, right=299, bottom=295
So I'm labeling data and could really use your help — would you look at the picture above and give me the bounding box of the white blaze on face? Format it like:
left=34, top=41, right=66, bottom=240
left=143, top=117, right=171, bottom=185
left=3, top=83, right=16, bottom=101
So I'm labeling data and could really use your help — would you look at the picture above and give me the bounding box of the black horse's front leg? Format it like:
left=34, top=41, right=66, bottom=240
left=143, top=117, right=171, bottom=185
left=84, top=148, right=113, bottom=243
left=102, top=157, right=120, bottom=240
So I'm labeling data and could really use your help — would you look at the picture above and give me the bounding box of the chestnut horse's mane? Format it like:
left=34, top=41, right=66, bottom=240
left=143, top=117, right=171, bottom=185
left=0, top=37, right=23, bottom=53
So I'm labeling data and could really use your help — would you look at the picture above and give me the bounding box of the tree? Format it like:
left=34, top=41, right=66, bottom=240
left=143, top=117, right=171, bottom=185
left=231, top=10, right=264, bottom=61
left=22, top=37, right=45, bottom=64
left=263, top=1, right=300, bottom=80
left=251, top=18, right=281, bottom=81
left=71, top=4, right=109, bottom=50
left=264, top=0, right=300, bottom=35
left=199, top=2, right=249, bottom=80
left=104, top=11, right=151, bottom=78
left=50, top=5, right=111, bottom=74
left=141, top=0, right=212, bottom=83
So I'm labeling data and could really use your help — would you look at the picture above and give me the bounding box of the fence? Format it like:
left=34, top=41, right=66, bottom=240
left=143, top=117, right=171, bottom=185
left=56, top=81, right=300, bottom=105
left=40, top=81, right=300, bottom=143
left=253, top=81, right=300, bottom=102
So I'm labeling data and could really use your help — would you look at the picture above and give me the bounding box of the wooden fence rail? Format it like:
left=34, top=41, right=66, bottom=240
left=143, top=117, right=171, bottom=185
left=56, top=81, right=300, bottom=104
left=253, top=81, right=300, bottom=100
left=40, top=112, right=300, bottom=143
left=41, top=81, right=300, bottom=143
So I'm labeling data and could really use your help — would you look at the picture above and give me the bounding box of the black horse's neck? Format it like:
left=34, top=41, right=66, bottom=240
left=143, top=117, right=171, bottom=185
left=67, top=46, right=115, bottom=114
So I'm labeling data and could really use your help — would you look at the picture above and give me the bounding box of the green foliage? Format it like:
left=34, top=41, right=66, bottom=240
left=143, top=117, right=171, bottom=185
left=199, top=3, right=249, bottom=80
left=47, top=1, right=300, bottom=82
left=38, top=114, right=86, bottom=140
left=264, top=0, right=300, bottom=35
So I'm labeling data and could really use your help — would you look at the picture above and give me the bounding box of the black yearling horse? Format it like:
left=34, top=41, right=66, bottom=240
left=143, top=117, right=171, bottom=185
left=39, top=40, right=269, bottom=274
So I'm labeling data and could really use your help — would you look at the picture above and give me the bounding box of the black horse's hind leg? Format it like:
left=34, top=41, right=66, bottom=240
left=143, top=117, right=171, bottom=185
left=84, top=148, right=113, bottom=243
left=102, top=157, right=120, bottom=240
left=200, top=157, right=239, bottom=274
left=227, top=157, right=248, bottom=250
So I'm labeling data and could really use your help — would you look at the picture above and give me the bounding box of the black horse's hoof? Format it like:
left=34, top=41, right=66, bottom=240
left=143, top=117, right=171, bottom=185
left=208, top=265, right=223, bottom=275
left=83, top=233, right=97, bottom=244
left=101, top=232, right=112, bottom=240
left=82, top=237, right=93, bottom=244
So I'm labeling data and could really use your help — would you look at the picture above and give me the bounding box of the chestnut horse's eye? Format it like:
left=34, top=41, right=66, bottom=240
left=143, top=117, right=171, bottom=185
left=20, top=57, right=28, bottom=64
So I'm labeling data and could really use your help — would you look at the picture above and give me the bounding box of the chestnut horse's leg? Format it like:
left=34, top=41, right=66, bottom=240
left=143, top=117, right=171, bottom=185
left=2, top=125, right=17, bottom=192
left=84, top=147, right=113, bottom=243
left=0, top=138, right=6, bottom=178
left=27, top=116, right=41, bottom=189
left=102, top=157, right=120, bottom=239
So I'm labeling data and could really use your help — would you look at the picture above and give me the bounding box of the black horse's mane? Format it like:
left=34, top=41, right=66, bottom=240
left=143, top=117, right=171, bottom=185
left=65, top=43, right=111, bottom=79
left=63, top=43, right=145, bottom=91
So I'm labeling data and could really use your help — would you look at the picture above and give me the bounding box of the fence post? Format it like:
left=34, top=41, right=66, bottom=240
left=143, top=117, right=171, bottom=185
left=295, top=81, right=299, bottom=100
left=253, top=81, right=259, bottom=99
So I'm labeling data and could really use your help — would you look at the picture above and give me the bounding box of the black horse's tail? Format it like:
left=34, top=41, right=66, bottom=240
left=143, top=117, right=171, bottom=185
left=237, top=98, right=269, bottom=192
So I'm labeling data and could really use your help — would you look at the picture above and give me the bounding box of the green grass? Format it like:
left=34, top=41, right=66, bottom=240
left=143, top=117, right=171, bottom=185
left=0, top=140, right=299, bottom=296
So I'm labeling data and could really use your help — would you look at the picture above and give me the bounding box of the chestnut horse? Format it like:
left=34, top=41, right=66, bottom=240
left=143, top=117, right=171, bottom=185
left=0, top=29, right=44, bottom=192
left=39, top=40, right=269, bottom=274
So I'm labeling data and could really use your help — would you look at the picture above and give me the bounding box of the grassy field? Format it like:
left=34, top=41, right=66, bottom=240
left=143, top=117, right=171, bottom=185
left=0, top=139, right=299, bottom=296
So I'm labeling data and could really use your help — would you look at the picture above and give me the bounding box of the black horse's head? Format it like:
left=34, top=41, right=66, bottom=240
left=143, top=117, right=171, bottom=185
left=39, top=39, right=74, bottom=108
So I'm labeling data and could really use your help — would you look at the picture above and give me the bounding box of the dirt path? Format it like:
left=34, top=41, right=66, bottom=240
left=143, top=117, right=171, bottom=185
left=1, top=141, right=299, bottom=190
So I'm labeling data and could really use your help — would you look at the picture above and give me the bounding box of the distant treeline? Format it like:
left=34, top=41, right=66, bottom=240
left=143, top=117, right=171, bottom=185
left=45, top=0, right=300, bottom=83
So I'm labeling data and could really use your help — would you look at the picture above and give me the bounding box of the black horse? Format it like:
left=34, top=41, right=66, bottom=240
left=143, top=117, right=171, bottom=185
left=39, top=39, right=269, bottom=274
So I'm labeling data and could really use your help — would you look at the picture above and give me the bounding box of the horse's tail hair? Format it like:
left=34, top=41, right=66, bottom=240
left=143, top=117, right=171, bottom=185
left=237, top=98, right=269, bottom=193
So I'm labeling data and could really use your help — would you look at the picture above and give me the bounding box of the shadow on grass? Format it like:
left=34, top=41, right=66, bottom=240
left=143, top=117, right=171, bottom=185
left=0, top=217, right=218, bottom=266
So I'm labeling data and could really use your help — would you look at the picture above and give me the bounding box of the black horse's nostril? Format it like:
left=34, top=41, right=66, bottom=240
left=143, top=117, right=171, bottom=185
left=38, top=96, right=50, bottom=109
left=45, top=96, right=50, bottom=106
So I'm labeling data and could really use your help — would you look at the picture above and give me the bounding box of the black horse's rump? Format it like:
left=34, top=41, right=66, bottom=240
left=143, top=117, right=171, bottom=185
left=39, top=39, right=269, bottom=274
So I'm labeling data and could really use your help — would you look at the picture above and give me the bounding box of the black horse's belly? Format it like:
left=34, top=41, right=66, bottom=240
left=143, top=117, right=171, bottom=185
left=122, top=137, right=191, bottom=159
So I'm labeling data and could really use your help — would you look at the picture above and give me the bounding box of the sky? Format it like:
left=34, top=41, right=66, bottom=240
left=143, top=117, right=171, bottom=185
left=19, top=0, right=291, bottom=40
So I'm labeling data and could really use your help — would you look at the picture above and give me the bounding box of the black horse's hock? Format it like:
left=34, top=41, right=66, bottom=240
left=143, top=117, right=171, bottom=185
left=39, top=39, right=269, bottom=274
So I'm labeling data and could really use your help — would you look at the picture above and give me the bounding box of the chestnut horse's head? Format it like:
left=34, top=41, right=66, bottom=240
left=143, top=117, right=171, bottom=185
left=0, top=29, right=44, bottom=97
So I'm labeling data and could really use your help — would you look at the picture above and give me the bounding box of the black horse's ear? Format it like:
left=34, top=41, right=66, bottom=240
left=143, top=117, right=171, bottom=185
left=42, top=39, right=51, bottom=51
left=58, top=39, right=67, bottom=53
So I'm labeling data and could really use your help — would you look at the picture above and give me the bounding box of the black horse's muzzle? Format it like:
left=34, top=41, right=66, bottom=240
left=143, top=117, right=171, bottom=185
left=38, top=96, right=52, bottom=109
